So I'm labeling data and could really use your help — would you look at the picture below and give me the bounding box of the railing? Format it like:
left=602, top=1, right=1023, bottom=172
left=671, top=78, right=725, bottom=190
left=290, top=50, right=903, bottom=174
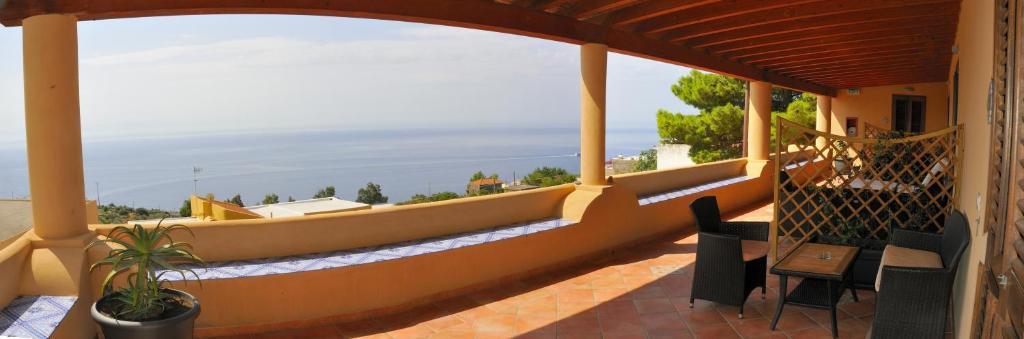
left=5, top=157, right=782, bottom=334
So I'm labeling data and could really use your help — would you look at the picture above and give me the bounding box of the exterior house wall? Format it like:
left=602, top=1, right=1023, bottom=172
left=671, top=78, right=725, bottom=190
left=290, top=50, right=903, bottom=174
left=830, top=82, right=950, bottom=136
left=948, top=0, right=995, bottom=336
left=655, top=144, right=694, bottom=170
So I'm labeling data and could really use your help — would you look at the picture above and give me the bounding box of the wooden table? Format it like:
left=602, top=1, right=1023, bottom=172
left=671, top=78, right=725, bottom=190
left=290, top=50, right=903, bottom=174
left=769, top=242, right=860, bottom=338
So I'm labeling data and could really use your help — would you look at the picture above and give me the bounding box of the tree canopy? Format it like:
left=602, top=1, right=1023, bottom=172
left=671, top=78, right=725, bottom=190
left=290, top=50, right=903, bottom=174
left=262, top=193, right=279, bottom=205
left=179, top=199, right=191, bottom=217
left=522, top=167, right=577, bottom=187
left=313, top=186, right=336, bottom=199
left=356, top=182, right=389, bottom=204
left=634, top=148, right=657, bottom=172
left=227, top=194, right=244, bottom=207
left=100, top=204, right=173, bottom=224
left=657, top=71, right=817, bottom=163
left=400, top=191, right=461, bottom=205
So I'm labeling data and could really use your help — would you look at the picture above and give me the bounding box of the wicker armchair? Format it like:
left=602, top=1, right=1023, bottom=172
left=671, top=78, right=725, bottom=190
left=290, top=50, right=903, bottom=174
left=688, top=196, right=769, bottom=318
left=870, top=209, right=970, bottom=338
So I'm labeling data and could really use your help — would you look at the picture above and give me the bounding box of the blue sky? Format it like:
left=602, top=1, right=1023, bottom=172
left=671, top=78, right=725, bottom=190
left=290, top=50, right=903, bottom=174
left=0, top=15, right=698, bottom=146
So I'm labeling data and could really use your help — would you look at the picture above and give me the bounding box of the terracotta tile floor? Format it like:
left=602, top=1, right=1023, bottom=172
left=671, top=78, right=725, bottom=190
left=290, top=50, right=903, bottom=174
left=210, top=202, right=880, bottom=339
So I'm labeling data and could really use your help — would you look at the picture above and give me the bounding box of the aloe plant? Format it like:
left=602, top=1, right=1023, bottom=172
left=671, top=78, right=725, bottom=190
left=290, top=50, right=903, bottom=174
left=87, top=220, right=203, bottom=321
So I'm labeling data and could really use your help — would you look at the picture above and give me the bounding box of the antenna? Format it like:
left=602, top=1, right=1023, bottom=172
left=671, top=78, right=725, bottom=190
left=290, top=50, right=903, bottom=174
left=95, top=182, right=100, bottom=205
left=192, top=166, right=203, bottom=194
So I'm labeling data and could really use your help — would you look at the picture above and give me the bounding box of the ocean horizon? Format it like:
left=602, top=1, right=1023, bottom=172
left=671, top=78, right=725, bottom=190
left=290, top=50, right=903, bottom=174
left=0, top=127, right=660, bottom=210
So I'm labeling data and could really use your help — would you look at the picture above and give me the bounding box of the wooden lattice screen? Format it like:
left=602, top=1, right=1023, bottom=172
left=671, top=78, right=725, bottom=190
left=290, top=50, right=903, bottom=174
left=771, top=118, right=964, bottom=261
left=863, top=122, right=890, bottom=139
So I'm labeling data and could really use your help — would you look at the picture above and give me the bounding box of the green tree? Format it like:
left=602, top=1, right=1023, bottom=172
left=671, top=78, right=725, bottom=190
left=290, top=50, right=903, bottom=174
left=227, top=194, right=244, bottom=207
left=287, top=196, right=296, bottom=202
left=634, top=148, right=658, bottom=172
left=657, top=103, right=744, bottom=164
left=99, top=203, right=174, bottom=224
left=262, top=193, right=280, bottom=205
left=400, top=191, right=461, bottom=205
left=356, top=182, right=389, bottom=204
left=470, top=171, right=486, bottom=181
left=522, top=167, right=577, bottom=187
left=670, top=70, right=745, bottom=111
left=658, top=71, right=818, bottom=164
left=313, top=186, right=336, bottom=199
left=179, top=199, right=191, bottom=217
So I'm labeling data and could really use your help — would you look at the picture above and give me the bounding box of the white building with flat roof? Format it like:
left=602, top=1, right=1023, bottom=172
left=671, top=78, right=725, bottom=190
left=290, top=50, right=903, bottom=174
left=247, top=197, right=370, bottom=218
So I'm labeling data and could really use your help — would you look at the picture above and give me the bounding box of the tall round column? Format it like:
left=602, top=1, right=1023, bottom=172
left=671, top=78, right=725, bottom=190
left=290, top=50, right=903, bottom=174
left=746, top=81, right=772, bottom=161
left=815, top=95, right=832, bottom=149
left=23, top=14, right=87, bottom=239
left=580, top=43, right=607, bottom=185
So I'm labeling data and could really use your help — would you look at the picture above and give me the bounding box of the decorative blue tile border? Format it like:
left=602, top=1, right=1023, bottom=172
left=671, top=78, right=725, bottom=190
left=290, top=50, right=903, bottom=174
left=162, top=218, right=577, bottom=281
left=638, top=176, right=753, bottom=206
left=0, top=296, right=77, bottom=339
left=783, top=159, right=812, bottom=170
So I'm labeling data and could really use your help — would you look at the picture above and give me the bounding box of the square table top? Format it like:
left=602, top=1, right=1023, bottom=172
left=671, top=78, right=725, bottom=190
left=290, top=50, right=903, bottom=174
left=771, top=242, right=859, bottom=280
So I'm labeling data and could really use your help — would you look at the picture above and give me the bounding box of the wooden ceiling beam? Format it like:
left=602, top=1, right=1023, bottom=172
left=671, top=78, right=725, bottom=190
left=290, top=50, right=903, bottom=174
left=663, top=0, right=957, bottom=43
left=705, top=18, right=956, bottom=55
left=738, top=37, right=954, bottom=64
left=773, top=52, right=949, bottom=73
left=778, top=57, right=951, bottom=77
left=752, top=43, right=943, bottom=68
left=604, top=0, right=717, bottom=27
left=829, top=75, right=947, bottom=88
left=0, top=0, right=834, bottom=95
left=569, top=0, right=645, bottom=20
left=784, top=60, right=951, bottom=78
left=824, top=73, right=949, bottom=88
left=723, top=28, right=955, bottom=61
left=630, top=0, right=822, bottom=34
left=800, top=66, right=949, bottom=83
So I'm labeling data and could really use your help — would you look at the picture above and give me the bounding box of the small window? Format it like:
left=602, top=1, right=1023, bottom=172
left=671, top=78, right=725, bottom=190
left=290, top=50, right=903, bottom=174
left=892, top=95, right=926, bottom=133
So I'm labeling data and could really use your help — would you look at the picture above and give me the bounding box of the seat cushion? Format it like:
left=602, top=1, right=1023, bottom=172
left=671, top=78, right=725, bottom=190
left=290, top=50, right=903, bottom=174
left=875, top=245, right=943, bottom=291
left=742, top=240, right=769, bottom=262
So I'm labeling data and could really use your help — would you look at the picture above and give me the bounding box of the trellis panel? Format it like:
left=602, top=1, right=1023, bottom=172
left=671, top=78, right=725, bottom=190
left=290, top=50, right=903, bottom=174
left=772, top=118, right=963, bottom=262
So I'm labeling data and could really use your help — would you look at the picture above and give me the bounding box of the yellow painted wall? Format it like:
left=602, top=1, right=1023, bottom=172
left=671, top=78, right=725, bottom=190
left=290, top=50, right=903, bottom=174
left=948, top=0, right=994, bottom=336
left=189, top=195, right=262, bottom=221
left=80, top=159, right=775, bottom=333
left=830, top=82, right=949, bottom=136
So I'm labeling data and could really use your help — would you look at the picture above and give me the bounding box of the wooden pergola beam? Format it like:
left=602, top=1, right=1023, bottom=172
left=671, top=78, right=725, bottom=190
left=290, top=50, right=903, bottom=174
left=0, top=0, right=836, bottom=96
left=753, top=43, right=944, bottom=68
left=775, top=53, right=950, bottom=74
left=604, top=0, right=716, bottom=27
left=800, top=66, right=949, bottom=82
left=631, top=0, right=823, bottom=35
left=739, top=37, right=954, bottom=64
left=706, top=19, right=957, bottom=55
left=784, top=60, right=951, bottom=78
left=724, top=29, right=956, bottom=61
left=663, top=0, right=957, bottom=43
left=825, top=73, right=949, bottom=88
left=569, top=0, right=644, bottom=20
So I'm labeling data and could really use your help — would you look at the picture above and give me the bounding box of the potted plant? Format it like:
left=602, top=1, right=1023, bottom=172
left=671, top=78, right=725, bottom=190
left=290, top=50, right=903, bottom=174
left=87, top=220, right=204, bottom=339
left=832, top=140, right=850, bottom=175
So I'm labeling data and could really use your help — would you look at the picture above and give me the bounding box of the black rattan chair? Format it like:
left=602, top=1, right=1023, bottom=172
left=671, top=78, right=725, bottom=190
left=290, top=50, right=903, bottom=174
left=870, top=209, right=970, bottom=338
left=688, top=196, right=769, bottom=318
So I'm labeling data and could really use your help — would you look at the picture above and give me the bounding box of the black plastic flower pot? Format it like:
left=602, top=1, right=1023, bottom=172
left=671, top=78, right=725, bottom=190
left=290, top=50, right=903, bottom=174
left=91, top=289, right=200, bottom=339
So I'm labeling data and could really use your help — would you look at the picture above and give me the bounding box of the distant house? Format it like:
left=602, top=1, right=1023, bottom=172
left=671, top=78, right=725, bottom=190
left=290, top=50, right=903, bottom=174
left=467, top=178, right=504, bottom=195
left=247, top=197, right=370, bottom=218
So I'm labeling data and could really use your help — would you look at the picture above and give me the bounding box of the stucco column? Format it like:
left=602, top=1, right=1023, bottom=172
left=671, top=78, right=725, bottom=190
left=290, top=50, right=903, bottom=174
left=580, top=43, right=607, bottom=185
left=23, top=14, right=88, bottom=239
left=746, top=81, right=772, bottom=161
left=815, top=95, right=832, bottom=150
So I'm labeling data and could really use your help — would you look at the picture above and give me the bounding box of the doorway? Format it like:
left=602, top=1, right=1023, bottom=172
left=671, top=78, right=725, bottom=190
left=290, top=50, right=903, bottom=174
left=892, top=95, right=926, bottom=133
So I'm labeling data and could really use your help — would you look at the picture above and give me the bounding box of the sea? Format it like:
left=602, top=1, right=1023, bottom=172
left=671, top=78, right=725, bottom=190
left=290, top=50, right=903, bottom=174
left=0, top=127, right=659, bottom=210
